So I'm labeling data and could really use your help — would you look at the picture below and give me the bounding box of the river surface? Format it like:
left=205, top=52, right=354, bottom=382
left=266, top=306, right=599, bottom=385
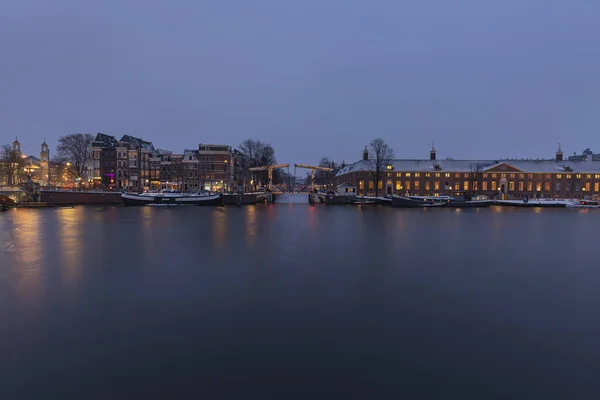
left=1, top=198, right=600, bottom=399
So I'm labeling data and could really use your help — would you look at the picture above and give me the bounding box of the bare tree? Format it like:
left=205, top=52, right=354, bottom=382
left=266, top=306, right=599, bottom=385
left=238, top=139, right=277, bottom=191
left=469, top=164, right=484, bottom=195
left=0, top=144, right=23, bottom=186
left=56, top=133, right=94, bottom=186
left=366, top=138, right=394, bottom=197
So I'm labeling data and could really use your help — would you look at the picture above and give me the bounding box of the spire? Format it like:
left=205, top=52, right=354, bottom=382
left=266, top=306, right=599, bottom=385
left=556, top=143, right=563, bottom=161
left=430, top=141, right=437, bottom=161
left=13, top=136, right=19, bottom=144
left=363, top=146, right=368, bottom=161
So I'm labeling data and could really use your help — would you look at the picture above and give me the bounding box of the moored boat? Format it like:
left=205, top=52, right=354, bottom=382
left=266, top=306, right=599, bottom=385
left=122, top=192, right=223, bottom=206
left=392, top=195, right=450, bottom=208
left=448, top=194, right=492, bottom=208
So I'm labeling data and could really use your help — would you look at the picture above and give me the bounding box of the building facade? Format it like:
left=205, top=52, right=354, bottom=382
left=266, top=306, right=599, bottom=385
left=197, top=144, right=234, bottom=192
left=91, top=133, right=118, bottom=188
left=335, top=146, right=600, bottom=199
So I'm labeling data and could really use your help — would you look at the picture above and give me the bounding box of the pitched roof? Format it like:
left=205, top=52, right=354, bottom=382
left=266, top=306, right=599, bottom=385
left=93, top=133, right=118, bottom=147
left=336, top=158, right=600, bottom=176
left=119, top=134, right=155, bottom=151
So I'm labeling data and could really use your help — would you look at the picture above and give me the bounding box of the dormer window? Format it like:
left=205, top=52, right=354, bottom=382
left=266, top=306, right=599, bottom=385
left=386, top=164, right=393, bottom=170
left=433, top=164, right=441, bottom=170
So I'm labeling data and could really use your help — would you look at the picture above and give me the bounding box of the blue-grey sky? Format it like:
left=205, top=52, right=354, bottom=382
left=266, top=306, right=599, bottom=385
left=2, top=0, right=599, bottom=165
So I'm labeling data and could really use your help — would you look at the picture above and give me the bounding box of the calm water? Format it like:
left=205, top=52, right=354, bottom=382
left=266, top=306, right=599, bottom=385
left=1, top=197, right=600, bottom=399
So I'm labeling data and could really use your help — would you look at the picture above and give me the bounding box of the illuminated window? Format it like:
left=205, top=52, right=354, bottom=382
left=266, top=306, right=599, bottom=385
left=491, top=181, right=497, bottom=191
left=435, top=173, right=440, bottom=178
left=576, top=174, right=582, bottom=179
left=482, top=181, right=488, bottom=191
left=585, top=182, right=591, bottom=191
left=378, top=181, right=383, bottom=190
left=368, top=181, right=374, bottom=190
left=396, top=173, right=401, bottom=178
left=510, top=173, right=515, bottom=178
left=414, top=181, right=420, bottom=191
left=528, top=174, right=533, bottom=179
left=566, top=174, right=572, bottom=179
left=536, top=182, right=541, bottom=191
left=473, top=181, right=478, bottom=191
left=386, top=164, right=392, bottom=170
left=518, top=182, right=524, bottom=191
left=463, top=181, right=469, bottom=191
left=425, top=181, right=430, bottom=191
left=587, top=174, right=591, bottom=179
left=405, top=181, right=411, bottom=190
left=464, top=173, right=470, bottom=178
left=545, top=174, right=551, bottom=179
left=509, top=182, right=515, bottom=191
left=519, top=174, right=524, bottom=179
left=595, top=175, right=600, bottom=179
left=434, top=181, right=440, bottom=190
left=359, top=180, right=365, bottom=191
left=414, top=173, right=420, bottom=178
left=595, top=182, right=599, bottom=192
left=425, top=173, right=431, bottom=178
left=454, top=183, right=460, bottom=191
left=483, top=174, right=488, bottom=178
left=387, top=180, right=392, bottom=186
left=501, top=173, right=506, bottom=179
left=455, top=173, right=460, bottom=178
left=406, top=173, right=411, bottom=177
left=527, top=182, right=532, bottom=191
left=545, top=182, right=550, bottom=191
left=445, top=173, right=450, bottom=178
left=557, top=174, right=562, bottom=179
left=492, top=174, right=497, bottom=178
left=395, top=181, right=401, bottom=191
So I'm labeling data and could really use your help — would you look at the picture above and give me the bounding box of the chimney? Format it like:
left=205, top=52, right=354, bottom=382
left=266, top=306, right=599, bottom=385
left=430, top=142, right=437, bottom=161
left=555, top=143, right=563, bottom=161
left=363, top=146, right=368, bottom=161
left=587, top=153, right=593, bottom=162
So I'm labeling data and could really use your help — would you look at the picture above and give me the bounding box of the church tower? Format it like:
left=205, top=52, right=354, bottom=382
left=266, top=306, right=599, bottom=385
left=12, top=137, right=21, bottom=157
left=40, top=139, right=49, bottom=185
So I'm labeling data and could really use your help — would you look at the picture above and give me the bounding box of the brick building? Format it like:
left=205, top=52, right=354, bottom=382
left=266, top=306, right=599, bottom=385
left=335, top=145, right=600, bottom=199
left=197, top=144, right=234, bottom=192
left=91, top=133, right=118, bottom=188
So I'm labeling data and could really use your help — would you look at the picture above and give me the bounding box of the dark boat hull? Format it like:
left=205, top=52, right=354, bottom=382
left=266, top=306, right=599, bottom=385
left=392, top=196, right=447, bottom=208
left=122, top=193, right=223, bottom=206
left=448, top=200, right=492, bottom=208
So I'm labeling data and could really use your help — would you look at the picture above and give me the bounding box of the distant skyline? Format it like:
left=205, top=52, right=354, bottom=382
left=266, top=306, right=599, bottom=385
left=2, top=0, right=600, bottom=165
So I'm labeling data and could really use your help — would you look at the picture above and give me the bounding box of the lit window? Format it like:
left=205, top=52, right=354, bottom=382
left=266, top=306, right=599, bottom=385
left=595, top=183, right=599, bottom=192
left=396, top=173, right=401, bottom=178
left=557, top=174, right=562, bottom=179
left=483, top=174, right=488, bottom=178
left=463, top=181, right=469, bottom=191
left=464, top=173, right=470, bottom=178
left=510, top=173, right=515, bottom=178
left=576, top=174, right=582, bottom=179
left=359, top=180, right=364, bottom=190
left=509, top=182, right=515, bottom=191
left=491, top=181, right=497, bottom=191
left=405, top=181, right=410, bottom=190
left=435, top=173, right=440, bottom=178
left=528, top=174, right=533, bottom=179
left=587, top=174, right=591, bottom=179
left=386, top=165, right=392, bottom=170
left=585, top=182, right=591, bottom=191
left=527, top=182, right=533, bottom=191
left=454, top=183, right=460, bottom=191
left=425, top=181, right=430, bottom=191
left=501, top=173, right=506, bottom=179
left=425, top=173, right=431, bottom=178
left=414, top=181, right=420, bottom=190
left=595, top=175, right=600, bottom=179
left=536, top=182, right=541, bottom=191
left=473, top=182, right=478, bottom=191
left=434, top=181, right=440, bottom=190
left=518, top=182, right=524, bottom=191
left=369, top=181, right=374, bottom=189
left=395, top=181, right=401, bottom=191
left=406, top=173, right=411, bottom=177
left=545, top=182, right=550, bottom=191
left=455, top=173, right=460, bottom=178
left=545, top=174, right=551, bottom=179
left=444, top=173, right=450, bottom=178
left=566, top=174, right=572, bottom=179
left=414, top=173, right=420, bottom=177
left=492, top=174, right=497, bottom=178
left=482, top=181, right=488, bottom=191
left=378, top=181, right=383, bottom=190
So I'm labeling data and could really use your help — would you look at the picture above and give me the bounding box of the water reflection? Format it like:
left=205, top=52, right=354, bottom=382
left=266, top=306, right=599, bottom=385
left=13, top=210, right=42, bottom=305
left=57, top=208, right=84, bottom=289
left=245, top=206, right=257, bottom=247
left=211, top=209, right=227, bottom=250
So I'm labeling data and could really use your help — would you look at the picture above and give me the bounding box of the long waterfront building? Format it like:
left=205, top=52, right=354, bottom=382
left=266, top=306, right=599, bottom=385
left=335, top=145, right=600, bottom=199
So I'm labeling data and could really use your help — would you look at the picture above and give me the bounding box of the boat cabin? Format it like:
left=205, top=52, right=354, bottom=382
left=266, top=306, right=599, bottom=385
left=337, top=183, right=356, bottom=196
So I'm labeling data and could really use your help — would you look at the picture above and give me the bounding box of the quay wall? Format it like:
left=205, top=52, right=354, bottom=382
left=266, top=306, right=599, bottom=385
left=40, top=191, right=122, bottom=205
left=222, top=193, right=267, bottom=205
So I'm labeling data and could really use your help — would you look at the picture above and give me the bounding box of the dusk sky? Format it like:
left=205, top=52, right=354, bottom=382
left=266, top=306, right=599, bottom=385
left=2, top=0, right=599, bottom=166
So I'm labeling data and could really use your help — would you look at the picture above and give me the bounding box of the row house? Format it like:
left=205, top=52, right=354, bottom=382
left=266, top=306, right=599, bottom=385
left=197, top=144, right=234, bottom=192
left=335, top=145, right=600, bottom=199
left=90, top=133, right=118, bottom=188
left=160, top=153, right=183, bottom=190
